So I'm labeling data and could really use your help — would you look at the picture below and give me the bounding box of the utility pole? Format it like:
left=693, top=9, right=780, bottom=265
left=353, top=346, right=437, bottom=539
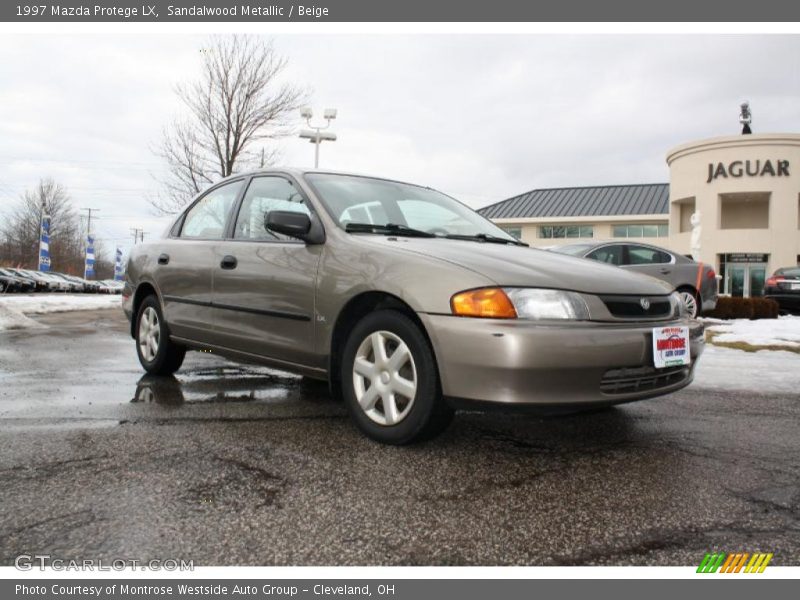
left=130, top=228, right=149, bottom=244
left=81, top=208, right=101, bottom=235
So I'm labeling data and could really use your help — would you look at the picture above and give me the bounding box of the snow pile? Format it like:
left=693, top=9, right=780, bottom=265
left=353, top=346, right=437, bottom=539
left=0, top=304, right=46, bottom=331
left=704, top=315, right=800, bottom=349
left=694, top=344, right=800, bottom=393
left=0, top=294, right=121, bottom=331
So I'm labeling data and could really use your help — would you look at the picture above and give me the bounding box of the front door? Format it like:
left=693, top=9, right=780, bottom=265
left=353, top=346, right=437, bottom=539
left=211, top=175, right=322, bottom=368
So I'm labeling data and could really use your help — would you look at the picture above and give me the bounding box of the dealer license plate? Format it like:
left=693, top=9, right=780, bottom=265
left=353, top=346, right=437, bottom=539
left=652, top=326, right=691, bottom=369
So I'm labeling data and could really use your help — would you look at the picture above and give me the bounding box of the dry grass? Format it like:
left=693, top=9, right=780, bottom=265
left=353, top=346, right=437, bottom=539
left=705, top=330, right=800, bottom=354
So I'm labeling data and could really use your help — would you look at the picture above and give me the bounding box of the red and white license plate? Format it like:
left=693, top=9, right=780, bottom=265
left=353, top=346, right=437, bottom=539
left=652, top=326, right=691, bottom=369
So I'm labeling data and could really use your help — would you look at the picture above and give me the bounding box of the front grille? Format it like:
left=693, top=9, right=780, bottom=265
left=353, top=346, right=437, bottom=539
left=600, top=365, right=690, bottom=395
left=599, top=294, right=673, bottom=320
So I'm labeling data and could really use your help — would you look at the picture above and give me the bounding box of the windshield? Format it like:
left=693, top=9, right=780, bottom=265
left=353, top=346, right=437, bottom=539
left=550, top=244, right=594, bottom=257
left=304, top=173, right=518, bottom=242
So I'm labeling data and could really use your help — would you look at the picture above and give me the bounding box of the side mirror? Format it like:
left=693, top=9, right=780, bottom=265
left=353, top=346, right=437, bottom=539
left=265, top=210, right=325, bottom=244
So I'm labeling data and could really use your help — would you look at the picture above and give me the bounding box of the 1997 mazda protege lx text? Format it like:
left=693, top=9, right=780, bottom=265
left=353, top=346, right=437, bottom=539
left=123, top=169, right=704, bottom=444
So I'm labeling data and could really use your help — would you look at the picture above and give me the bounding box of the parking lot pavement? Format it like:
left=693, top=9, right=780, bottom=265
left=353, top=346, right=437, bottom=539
left=0, top=310, right=799, bottom=566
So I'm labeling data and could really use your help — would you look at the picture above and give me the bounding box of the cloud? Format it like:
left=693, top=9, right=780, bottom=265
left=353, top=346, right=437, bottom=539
left=0, top=33, right=798, bottom=253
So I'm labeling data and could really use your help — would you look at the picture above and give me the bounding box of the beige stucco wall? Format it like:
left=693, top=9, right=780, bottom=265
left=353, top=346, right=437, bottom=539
left=666, top=133, right=800, bottom=273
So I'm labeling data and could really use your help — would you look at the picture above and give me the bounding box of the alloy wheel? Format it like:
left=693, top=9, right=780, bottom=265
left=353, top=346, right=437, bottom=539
left=138, top=306, right=161, bottom=362
left=352, top=330, right=417, bottom=426
left=680, top=291, right=698, bottom=318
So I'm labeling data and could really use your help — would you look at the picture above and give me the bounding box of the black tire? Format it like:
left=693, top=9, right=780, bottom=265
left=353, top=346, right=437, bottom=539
left=135, top=295, right=186, bottom=375
left=340, top=309, right=453, bottom=445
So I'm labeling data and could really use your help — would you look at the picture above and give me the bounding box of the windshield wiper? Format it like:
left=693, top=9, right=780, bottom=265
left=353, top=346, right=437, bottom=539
left=345, top=222, right=436, bottom=238
left=444, top=233, right=529, bottom=247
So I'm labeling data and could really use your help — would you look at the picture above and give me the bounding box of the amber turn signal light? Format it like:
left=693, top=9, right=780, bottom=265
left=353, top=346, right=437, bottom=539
left=451, top=287, right=517, bottom=319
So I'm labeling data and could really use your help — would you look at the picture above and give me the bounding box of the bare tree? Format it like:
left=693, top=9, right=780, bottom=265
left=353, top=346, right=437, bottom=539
left=152, top=35, right=307, bottom=214
left=0, top=178, right=83, bottom=272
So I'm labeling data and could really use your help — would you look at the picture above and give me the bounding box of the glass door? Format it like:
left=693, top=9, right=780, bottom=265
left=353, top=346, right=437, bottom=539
left=749, top=267, right=766, bottom=297
left=727, top=265, right=746, bottom=297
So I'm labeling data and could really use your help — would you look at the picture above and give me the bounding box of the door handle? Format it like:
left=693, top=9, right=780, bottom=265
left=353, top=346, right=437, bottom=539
left=220, top=255, right=238, bottom=270
left=158, top=253, right=170, bottom=265
left=660, top=268, right=671, bottom=274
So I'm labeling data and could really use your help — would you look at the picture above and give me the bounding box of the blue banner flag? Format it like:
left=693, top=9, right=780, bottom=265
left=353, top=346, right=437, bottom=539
left=114, top=247, right=124, bottom=281
left=38, top=214, right=51, bottom=272
left=84, top=234, right=95, bottom=279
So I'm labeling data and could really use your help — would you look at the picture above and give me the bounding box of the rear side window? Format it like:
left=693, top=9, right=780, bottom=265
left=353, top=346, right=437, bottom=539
left=180, top=180, right=244, bottom=239
left=233, top=177, right=310, bottom=241
left=587, top=245, right=623, bottom=266
left=626, top=245, right=671, bottom=265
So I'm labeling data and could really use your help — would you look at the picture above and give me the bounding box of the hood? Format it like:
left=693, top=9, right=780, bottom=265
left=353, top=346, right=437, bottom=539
left=357, top=236, right=674, bottom=296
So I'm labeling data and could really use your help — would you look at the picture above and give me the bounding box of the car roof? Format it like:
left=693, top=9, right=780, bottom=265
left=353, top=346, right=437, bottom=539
left=217, top=167, right=436, bottom=190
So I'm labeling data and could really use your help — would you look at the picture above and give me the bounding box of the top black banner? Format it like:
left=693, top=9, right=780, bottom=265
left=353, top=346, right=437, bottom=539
left=5, top=0, right=800, bottom=22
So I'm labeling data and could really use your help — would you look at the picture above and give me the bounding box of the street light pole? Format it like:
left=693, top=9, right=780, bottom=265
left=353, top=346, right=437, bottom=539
left=299, top=107, right=338, bottom=168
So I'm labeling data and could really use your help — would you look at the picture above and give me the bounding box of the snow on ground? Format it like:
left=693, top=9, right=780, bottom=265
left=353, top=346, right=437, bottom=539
left=0, top=294, right=121, bottom=331
left=693, top=343, right=800, bottom=394
left=702, top=315, right=800, bottom=348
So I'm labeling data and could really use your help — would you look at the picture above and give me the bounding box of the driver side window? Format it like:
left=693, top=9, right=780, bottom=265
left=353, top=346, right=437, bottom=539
left=234, top=177, right=310, bottom=241
left=180, top=180, right=244, bottom=239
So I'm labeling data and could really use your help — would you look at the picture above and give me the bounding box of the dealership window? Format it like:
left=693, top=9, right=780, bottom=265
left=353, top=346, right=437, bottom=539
left=719, top=192, right=770, bottom=229
left=539, top=225, right=593, bottom=239
left=612, top=223, right=668, bottom=238
left=500, top=226, right=522, bottom=240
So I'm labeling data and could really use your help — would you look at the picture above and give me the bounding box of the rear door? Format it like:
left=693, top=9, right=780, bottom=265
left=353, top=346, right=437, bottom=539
left=620, top=244, right=675, bottom=283
left=211, top=175, right=323, bottom=368
left=152, top=178, right=245, bottom=343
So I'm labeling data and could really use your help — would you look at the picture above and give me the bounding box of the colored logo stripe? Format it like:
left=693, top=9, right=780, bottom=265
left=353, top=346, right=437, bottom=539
left=697, top=552, right=726, bottom=573
left=698, top=552, right=772, bottom=573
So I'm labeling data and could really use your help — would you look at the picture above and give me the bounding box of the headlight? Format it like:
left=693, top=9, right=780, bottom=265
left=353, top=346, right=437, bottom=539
left=671, top=291, right=688, bottom=318
left=504, top=288, right=590, bottom=320
left=450, top=287, right=590, bottom=320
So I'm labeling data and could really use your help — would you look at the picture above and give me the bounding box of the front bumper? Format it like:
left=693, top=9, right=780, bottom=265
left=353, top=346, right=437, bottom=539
left=419, top=314, right=704, bottom=407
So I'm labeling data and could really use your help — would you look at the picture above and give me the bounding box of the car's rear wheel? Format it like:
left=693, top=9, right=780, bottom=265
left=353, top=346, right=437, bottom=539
left=135, top=295, right=186, bottom=375
left=678, top=287, right=700, bottom=318
left=340, top=310, right=453, bottom=445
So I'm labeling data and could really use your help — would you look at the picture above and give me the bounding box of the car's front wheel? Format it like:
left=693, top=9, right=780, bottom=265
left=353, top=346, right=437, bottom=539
left=340, top=310, right=453, bottom=445
left=135, top=295, right=186, bottom=375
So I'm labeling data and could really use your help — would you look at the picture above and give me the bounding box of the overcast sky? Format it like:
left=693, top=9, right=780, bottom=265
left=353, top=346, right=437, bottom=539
left=1, top=34, right=799, bottom=254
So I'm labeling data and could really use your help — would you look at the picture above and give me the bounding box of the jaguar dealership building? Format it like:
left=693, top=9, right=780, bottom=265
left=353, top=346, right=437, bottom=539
left=479, top=133, right=800, bottom=298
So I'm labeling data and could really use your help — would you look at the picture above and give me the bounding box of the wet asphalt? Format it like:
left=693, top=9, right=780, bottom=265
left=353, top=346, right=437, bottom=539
left=0, top=309, right=798, bottom=566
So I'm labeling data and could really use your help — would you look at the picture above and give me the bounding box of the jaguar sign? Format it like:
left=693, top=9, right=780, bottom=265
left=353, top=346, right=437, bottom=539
left=707, top=159, right=790, bottom=183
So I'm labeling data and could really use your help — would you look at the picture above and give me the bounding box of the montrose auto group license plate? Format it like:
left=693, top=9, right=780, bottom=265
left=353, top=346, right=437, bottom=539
left=652, top=326, right=691, bottom=369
